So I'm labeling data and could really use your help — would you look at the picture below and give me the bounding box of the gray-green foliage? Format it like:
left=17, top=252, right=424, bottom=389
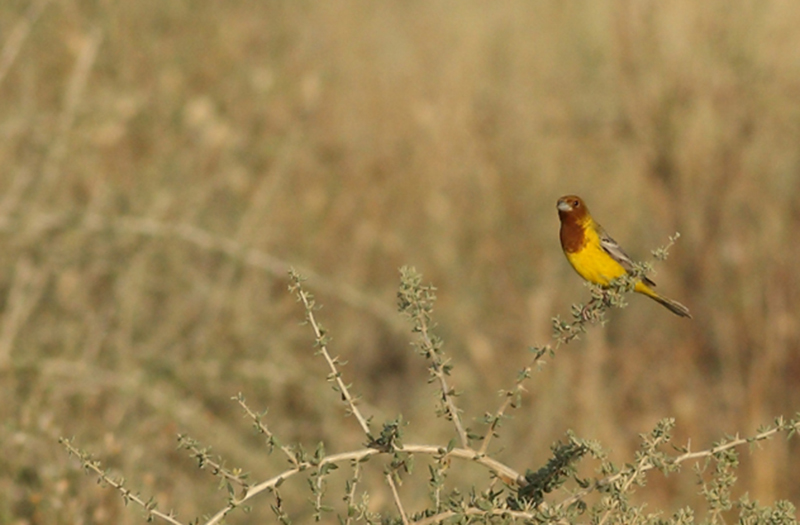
left=62, top=263, right=800, bottom=524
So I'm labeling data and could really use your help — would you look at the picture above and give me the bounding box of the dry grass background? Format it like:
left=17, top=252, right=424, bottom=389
left=2, top=0, right=800, bottom=522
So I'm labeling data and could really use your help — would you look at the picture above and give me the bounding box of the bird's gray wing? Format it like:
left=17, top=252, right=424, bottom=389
left=597, top=224, right=657, bottom=287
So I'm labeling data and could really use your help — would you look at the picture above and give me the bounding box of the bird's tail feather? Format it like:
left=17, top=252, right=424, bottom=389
left=636, top=285, right=692, bottom=318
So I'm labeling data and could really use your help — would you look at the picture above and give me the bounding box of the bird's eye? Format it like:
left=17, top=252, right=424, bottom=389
left=572, top=199, right=579, bottom=207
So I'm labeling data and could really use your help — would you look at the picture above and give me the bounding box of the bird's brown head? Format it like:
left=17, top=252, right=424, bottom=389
left=557, top=195, right=590, bottom=253
left=557, top=195, right=589, bottom=223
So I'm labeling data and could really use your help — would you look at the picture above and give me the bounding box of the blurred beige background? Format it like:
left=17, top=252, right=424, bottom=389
left=2, top=1, right=799, bottom=522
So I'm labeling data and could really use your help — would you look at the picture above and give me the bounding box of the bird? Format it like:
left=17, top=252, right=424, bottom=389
left=556, top=195, right=691, bottom=318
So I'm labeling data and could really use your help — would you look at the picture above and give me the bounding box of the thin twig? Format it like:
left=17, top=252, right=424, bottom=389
left=202, top=444, right=523, bottom=525
left=596, top=443, right=653, bottom=525
left=412, top=507, right=571, bottom=525
left=60, top=438, right=183, bottom=525
left=555, top=422, right=794, bottom=512
left=343, top=460, right=362, bottom=525
left=178, top=436, right=249, bottom=490
left=421, top=322, right=470, bottom=449
left=291, top=271, right=372, bottom=436
left=386, top=472, right=410, bottom=525
left=234, top=394, right=299, bottom=466
left=398, top=268, right=470, bottom=448
left=478, top=346, right=549, bottom=456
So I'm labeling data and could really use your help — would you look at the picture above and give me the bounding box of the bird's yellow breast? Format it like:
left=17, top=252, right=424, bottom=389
left=564, top=223, right=628, bottom=286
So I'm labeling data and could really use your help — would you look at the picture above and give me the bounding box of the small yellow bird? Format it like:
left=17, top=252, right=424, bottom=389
left=557, top=195, right=691, bottom=318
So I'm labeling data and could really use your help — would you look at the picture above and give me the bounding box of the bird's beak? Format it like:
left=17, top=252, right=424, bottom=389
left=557, top=200, right=572, bottom=212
